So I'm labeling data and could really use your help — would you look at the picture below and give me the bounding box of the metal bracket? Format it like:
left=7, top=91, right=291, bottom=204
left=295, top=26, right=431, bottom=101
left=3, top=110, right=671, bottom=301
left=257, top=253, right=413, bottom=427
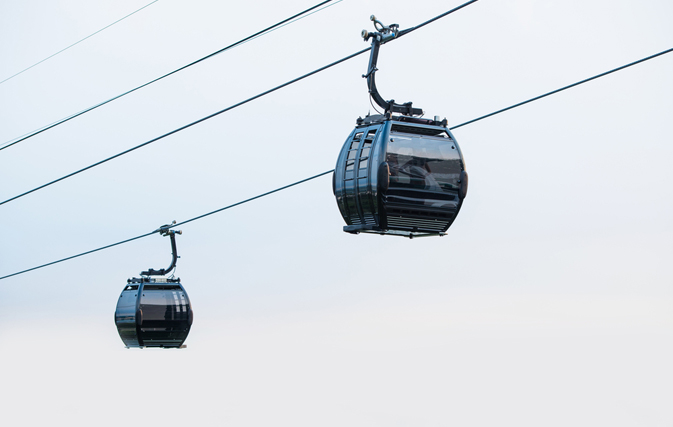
left=141, top=221, right=182, bottom=276
left=361, top=15, right=424, bottom=117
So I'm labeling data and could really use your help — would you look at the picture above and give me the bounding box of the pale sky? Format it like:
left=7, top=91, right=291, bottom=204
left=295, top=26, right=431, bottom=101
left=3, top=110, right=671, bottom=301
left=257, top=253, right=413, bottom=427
left=1, top=1, right=672, bottom=426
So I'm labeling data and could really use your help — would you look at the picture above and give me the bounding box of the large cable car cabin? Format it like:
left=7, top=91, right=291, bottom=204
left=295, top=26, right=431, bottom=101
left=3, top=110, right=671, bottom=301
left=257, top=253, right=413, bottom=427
left=115, top=224, right=193, bottom=348
left=334, top=16, right=468, bottom=238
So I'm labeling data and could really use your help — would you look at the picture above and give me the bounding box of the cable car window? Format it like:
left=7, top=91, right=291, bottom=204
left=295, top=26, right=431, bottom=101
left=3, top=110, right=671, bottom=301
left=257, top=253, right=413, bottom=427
left=346, top=160, right=355, bottom=171
left=386, top=134, right=461, bottom=192
left=141, top=291, right=174, bottom=306
left=360, top=147, right=371, bottom=158
left=348, top=150, right=357, bottom=160
left=362, top=130, right=376, bottom=147
left=350, top=133, right=363, bottom=149
left=359, top=159, right=368, bottom=169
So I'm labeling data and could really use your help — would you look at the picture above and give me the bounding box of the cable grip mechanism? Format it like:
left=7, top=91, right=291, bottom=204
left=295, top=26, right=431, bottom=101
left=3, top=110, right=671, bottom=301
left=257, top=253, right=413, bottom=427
left=361, top=15, right=399, bottom=43
left=141, top=221, right=182, bottom=276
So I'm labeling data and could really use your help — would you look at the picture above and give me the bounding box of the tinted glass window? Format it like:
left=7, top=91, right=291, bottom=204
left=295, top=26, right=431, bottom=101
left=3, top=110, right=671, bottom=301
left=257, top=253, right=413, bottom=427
left=386, top=133, right=461, bottom=192
left=141, top=290, right=189, bottom=324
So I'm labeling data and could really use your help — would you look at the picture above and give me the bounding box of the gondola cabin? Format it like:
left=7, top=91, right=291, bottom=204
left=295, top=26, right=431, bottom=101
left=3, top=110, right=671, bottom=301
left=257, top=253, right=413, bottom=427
left=115, top=277, right=193, bottom=348
left=334, top=115, right=467, bottom=237
left=114, top=225, right=192, bottom=348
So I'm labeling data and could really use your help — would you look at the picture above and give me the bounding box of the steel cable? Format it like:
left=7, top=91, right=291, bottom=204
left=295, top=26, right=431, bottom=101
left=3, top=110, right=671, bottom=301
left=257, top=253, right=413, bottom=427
left=0, top=48, right=369, bottom=207
left=450, top=47, right=673, bottom=130
left=0, top=170, right=334, bottom=280
left=2, top=44, right=671, bottom=280
left=0, top=0, right=339, bottom=151
left=0, top=0, right=159, bottom=85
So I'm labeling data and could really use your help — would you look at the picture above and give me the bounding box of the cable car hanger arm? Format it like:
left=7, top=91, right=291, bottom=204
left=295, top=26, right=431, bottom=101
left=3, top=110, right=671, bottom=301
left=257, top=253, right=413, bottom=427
left=140, top=222, right=182, bottom=276
left=359, top=0, right=481, bottom=116
left=361, top=16, right=424, bottom=117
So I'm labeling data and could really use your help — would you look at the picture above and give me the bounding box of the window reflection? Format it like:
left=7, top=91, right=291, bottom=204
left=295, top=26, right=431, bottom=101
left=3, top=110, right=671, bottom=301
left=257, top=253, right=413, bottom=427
left=386, top=133, right=462, bottom=207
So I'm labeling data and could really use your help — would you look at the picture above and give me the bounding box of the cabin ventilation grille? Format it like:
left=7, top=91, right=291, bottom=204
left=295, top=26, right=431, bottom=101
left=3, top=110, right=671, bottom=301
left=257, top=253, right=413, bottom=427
left=387, top=216, right=448, bottom=231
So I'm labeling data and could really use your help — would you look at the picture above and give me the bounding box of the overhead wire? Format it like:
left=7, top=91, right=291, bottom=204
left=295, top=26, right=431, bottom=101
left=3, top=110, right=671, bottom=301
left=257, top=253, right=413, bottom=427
left=0, top=0, right=160, bottom=86
left=0, top=170, right=333, bottom=280
left=0, top=47, right=370, bottom=207
left=4, top=43, right=671, bottom=209
left=450, top=47, right=673, bottom=130
left=396, top=0, right=478, bottom=38
left=3, top=44, right=672, bottom=281
left=0, top=0, right=479, bottom=206
left=0, top=0, right=340, bottom=151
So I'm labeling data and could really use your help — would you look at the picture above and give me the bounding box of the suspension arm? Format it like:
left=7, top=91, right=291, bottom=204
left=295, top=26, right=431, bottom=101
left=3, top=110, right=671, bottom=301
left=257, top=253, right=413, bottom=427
left=141, top=223, right=182, bottom=276
left=362, top=19, right=424, bottom=116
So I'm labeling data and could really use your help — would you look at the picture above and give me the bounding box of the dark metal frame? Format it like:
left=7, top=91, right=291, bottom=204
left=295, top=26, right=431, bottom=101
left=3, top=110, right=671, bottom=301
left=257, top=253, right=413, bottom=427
left=114, top=223, right=192, bottom=349
left=361, top=16, right=424, bottom=117
left=140, top=222, right=182, bottom=276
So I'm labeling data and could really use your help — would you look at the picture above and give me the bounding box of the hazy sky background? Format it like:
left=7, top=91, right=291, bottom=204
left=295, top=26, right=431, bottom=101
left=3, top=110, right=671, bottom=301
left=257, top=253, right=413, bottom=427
left=1, top=0, right=671, bottom=425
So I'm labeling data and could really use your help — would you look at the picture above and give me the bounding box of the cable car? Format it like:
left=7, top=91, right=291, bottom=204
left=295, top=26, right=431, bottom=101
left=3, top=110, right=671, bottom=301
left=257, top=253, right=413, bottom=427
left=334, top=16, right=468, bottom=238
left=115, top=224, right=193, bottom=348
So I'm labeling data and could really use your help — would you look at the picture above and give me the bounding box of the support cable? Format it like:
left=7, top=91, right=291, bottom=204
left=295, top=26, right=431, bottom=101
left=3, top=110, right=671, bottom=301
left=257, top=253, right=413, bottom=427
left=0, top=0, right=339, bottom=151
left=0, top=0, right=159, bottom=86
left=3, top=42, right=672, bottom=280
left=397, top=0, right=478, bottom=38
left=450, top=47, right=673, bottom=130
left=0, top=0, right=479, bottom=205
left=0, top=170, right=333, bottom=280
left=0, top=47, right=370, bottom=207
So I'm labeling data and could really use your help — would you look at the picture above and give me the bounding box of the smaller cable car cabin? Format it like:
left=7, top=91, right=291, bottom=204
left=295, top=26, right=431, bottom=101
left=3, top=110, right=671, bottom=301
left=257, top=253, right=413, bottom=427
left=115, top=277, right=192, bottom=348
left=334, top=115, right=467, bottom=237
left=114, top=224, right=193, bottom=348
